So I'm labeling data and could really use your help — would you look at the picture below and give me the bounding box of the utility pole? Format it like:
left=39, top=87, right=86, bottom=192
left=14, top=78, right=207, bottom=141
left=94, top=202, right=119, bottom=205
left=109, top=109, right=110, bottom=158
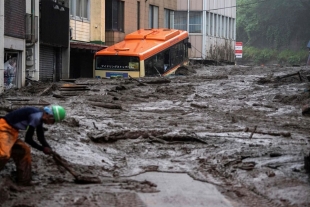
left=307, top=41, right=310, bottom=68
left=0, top=0, right=4, bottom=93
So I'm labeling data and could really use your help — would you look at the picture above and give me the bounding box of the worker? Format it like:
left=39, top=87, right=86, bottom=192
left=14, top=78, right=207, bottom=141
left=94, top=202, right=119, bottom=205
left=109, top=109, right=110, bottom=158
left=0, top=105, right=66, bottom=186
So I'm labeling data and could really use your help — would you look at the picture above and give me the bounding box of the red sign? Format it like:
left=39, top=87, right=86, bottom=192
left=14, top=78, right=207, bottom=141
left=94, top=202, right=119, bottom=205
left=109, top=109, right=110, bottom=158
left=235, top=42, right=243, bottom=58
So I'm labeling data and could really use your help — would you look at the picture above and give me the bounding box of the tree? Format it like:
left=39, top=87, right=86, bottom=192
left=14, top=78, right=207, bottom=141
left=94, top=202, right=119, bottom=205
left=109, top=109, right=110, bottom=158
left=236, top=0, right=310, bottom=50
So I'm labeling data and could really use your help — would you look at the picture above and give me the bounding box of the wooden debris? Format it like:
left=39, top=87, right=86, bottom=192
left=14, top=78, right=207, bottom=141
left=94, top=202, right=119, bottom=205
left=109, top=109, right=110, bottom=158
left=11, top=102, right=50, bottom=106
left=148, top=136, right=168, bottom=144
left=89, top=102, right=122, bottom=110
left=37, top=84, right=55, bottom=96
left=87, top=129, right=207, bottom=144
left=244, top=127, right=290, bottom=137
left=59, top=88, right=90, bottom=91
left=144, top=79, right=171, bottom=84
left=93, top=122, right=99, bottom=130
left=59, top=92, right=81, bottom=97
left=276, top=71, right=302, bottom=81
left=159, top=135, right=208, bottom=144
left=234, top=162, right=256, bottom=171
left=129, top=75, right=147, bottom=86
left=304, top=153, right=310, bottom=173
left=53, top=93, right=66, bottom=99
left=5, top=98, right=31, bottom=101
left=60, top=79, right=76, bottom=83
left=249, top=126, right=257, bottom=139
left=60, top=84, right=90, bottom=91
left=190, top=103, right=208, bottom=109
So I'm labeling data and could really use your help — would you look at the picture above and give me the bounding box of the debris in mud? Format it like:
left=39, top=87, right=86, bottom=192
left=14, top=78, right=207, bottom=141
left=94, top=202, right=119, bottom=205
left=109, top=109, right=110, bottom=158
left=64, top=117, right=80, bottom=127
left=89, top=102, right=122, bottom=110
left=52, top=93, right=66, bottom=99
left=120, top=179, right=159, bottom=193
left=88, top=129, right=207, bottom=144
left=143, top=78, right=171, bottom=84
left=244, top=127, right=291, bottom=137
left=1, top=65, right=310, bottom=207
left=60, top=84, right=90, bottom=91
left=175, top=65, right=197, bottom=76
left=302, top=104, right=310, bottom=116
left=304, top=153, right=310, bottom=173
left=88, top=130, right=168, bottom=142
left=275, top=71, right=302, bottom=82
left=52, top=151, right=101, bottom=184
left=234, top=162, right=256, bottom=171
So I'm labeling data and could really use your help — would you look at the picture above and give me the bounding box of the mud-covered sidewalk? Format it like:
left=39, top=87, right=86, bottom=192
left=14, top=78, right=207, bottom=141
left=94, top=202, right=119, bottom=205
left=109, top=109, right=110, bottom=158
left=1, top=65, right=310, bottom=207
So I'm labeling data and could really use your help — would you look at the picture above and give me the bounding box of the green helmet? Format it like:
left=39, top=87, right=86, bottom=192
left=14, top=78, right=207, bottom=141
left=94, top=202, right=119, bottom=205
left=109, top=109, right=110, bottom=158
left=52, top=105, right=66, bottom=122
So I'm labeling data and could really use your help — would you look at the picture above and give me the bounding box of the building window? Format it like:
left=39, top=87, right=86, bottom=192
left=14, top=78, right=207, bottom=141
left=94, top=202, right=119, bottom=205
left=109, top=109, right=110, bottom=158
left=174, top=11, right=202, bottom=33
left=164, top=9, right=174, bottom=29
left=206, top=12, right=209, bottom=35
left=189, top=12, right=202, bottom=33
left=149, top=5, right=159, bottom=28
left=226, top=17, right=229, bottom=39
left=70, top=0, right=89, bottom=20
left=221, top=16, right=225, bottom=38
left=232, top=18, right=235, bottom=40
left=174, top=11, right=187, bottom=31
left=106, top=0, right=124, bottom=32
left=210, top=13, right=214, bottom=36
left=214, top=14, right=218, bottom=37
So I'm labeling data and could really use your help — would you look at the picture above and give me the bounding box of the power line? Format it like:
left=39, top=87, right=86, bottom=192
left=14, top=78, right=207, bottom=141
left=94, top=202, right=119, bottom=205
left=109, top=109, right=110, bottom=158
left=206, top=0, right=275, bottom=12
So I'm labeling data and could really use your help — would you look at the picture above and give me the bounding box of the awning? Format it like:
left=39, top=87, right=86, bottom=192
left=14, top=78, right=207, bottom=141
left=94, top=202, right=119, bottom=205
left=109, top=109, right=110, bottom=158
left=70, top=41, right=107, bottom=51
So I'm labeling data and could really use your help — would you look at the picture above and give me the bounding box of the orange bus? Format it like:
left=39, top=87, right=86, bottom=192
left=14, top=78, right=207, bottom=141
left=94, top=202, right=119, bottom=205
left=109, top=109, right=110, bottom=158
left=94, top=28, right=190, bottom=78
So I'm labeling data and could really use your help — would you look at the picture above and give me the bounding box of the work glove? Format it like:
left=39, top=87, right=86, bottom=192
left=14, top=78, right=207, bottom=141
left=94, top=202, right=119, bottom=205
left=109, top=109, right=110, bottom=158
left=43, top=147, right=52, bottom=155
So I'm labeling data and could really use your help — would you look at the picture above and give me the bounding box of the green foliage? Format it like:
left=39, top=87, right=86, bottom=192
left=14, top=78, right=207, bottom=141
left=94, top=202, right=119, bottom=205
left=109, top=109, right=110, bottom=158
left=243, top=47, right=308, bottom=65
left=236, top=0, right=310, bottom=49
left=243, top=47, right=276, bottom=64
left=276, top=50, right=308, bottom=65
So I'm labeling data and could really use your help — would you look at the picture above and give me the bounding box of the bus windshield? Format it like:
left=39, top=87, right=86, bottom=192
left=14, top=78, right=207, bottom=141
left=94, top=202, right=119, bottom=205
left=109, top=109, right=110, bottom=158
left=96, top=56, right=140, bottom=71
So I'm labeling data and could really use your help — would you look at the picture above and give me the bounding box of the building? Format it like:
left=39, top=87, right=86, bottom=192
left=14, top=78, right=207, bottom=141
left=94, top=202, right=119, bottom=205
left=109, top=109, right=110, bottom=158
left=40, top=0, right=70, bottom=82
left=175, top=0, right=236, bottom=63
left=0, top=0, right=70, bottom=93
left=0, top=0, right=38, bottom=91
left=0, top=0, right=236, bottom=93
left=69, top=0, right=178, bottom=79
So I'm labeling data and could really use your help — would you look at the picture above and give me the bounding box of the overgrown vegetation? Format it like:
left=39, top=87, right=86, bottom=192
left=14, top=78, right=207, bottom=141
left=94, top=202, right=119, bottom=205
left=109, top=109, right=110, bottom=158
left=243, top=47, right=309, bottom=65
left=237, top=0, right=310, bottom=64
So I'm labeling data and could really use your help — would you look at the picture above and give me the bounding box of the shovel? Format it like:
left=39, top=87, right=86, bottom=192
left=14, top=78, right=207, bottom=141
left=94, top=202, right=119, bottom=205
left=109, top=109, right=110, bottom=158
left=51, top=151, right=101, bottom=184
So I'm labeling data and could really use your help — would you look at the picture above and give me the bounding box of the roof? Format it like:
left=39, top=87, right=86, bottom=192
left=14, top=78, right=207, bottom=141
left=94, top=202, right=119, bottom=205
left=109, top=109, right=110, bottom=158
left=95, top=28, right=188, bottom=60
left=70, top=41, right=107, bottom=51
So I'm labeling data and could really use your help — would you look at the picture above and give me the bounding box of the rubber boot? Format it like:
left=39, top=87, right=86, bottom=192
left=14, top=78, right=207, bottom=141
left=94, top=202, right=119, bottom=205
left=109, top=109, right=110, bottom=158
left=10, top=140, right=32, bottom=186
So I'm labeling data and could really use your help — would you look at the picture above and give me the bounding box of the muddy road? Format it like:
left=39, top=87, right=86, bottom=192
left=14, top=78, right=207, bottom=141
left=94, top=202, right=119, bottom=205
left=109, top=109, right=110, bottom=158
left=1, top=65, right=310, bottom=207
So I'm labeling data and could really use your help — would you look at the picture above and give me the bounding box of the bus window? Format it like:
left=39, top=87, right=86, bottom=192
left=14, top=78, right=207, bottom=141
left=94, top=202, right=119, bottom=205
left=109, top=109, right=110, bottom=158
left=164, top=49, right=170, bottom=71
left=145, top=53, right=164, bottom=76
left=96, top=56, right=140, bottom=71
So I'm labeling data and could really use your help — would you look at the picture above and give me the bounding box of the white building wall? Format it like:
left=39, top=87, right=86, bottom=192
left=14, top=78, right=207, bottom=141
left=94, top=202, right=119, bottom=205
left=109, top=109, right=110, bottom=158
left=176, top=0, right=236, bottom=62
left=25, top=0, right=40, bottom=82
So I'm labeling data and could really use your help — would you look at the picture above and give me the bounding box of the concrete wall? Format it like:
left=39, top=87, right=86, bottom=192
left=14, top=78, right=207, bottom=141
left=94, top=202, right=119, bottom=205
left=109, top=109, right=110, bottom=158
left=90, top=0, right=105, bottom=43
left=0, top=0, right=40, bottom=91
left=25, top=0, right=40, bottom=82
left=176, top=0, right=236, bottom=62
left=70, top=20, right=90, bottom=42
left=106, top=0, right=177, bottom=46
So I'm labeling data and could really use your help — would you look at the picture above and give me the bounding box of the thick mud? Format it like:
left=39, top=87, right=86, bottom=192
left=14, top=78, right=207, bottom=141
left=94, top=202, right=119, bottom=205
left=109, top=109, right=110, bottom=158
left=1, top=65, right=310, bottom=207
